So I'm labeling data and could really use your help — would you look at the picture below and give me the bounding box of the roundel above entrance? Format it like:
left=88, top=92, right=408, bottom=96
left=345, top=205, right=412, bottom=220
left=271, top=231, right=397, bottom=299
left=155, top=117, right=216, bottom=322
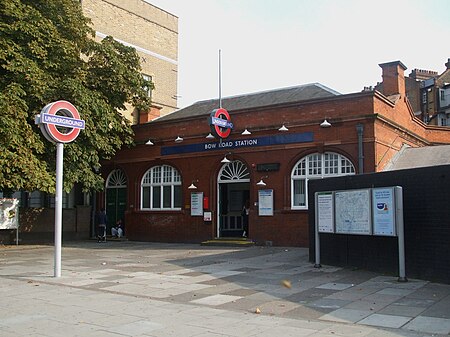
left=208, top=108, right=233, bottom=139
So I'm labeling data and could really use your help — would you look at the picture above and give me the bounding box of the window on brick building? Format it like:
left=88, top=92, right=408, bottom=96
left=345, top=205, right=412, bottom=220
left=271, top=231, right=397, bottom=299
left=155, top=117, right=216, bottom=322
left=142, top=74, right=152, bottom=99
left=291, top=152, right=355, bottom=210
left=141, top=165, right=182, bottom=210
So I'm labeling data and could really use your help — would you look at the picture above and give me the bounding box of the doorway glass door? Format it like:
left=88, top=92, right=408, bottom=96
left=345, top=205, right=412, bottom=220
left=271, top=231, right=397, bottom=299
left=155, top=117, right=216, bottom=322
left=105, top=169, right=127, bottom=234
left=217, top=160, right=250, bottom=238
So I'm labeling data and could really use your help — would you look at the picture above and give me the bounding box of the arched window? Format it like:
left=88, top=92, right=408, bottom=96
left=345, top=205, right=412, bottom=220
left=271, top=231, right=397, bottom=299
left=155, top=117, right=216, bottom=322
left=218, top=160, right=250, bottom=183
left=106, top=169, right=127, bottom=188
left=141, top=165, right=182, bottom=210
left=291, top=152, right=355, bottom=209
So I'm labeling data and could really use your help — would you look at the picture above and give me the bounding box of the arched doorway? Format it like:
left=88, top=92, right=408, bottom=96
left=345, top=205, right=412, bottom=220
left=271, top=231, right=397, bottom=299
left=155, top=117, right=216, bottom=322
left=105, top=169, right=127, bottom=234
left=217, top=160, right=250, bottom=238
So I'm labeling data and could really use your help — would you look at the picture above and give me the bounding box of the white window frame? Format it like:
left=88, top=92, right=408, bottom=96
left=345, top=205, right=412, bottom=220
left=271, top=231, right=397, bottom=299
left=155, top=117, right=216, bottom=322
left=106, top=169, right=127, bottom=188
left=141, top=165, right=181, bottom=210
left=291, top=152, right=355, bottom=210
left=142, top=74, right=152, bottom=99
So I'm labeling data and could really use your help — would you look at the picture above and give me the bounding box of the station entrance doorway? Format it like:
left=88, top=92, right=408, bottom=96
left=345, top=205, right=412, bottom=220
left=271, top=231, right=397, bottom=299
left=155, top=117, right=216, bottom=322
left=105, top=169, right=127, bottom=234
left=217, top=160, right=250, bottom=238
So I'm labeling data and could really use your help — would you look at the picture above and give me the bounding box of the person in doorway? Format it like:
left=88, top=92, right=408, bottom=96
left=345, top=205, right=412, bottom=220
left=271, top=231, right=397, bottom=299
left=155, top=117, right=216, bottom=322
left=111, top=219, right=124, bottom=238
left=242, top=200, right=250, bottom=237
left=97, top=208, right=107, bottom=242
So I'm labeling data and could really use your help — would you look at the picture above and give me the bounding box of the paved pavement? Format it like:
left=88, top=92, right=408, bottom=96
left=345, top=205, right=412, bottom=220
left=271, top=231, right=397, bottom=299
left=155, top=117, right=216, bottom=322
left=0, top=241, right=449, bottom=337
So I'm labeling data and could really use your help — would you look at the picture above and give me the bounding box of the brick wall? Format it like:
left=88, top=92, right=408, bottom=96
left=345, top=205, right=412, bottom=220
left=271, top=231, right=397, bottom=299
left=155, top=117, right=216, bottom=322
left=104, top=89, right=450, bottom=248
left=308, top=165, right=450, bottom=284
left=82, top=0, right=178, bottom=117
left=0, top=206, right=92, bottom=244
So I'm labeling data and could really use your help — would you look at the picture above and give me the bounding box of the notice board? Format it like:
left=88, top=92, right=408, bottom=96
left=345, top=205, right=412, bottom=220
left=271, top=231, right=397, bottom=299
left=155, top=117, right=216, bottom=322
left=317, top=192, right=334, bottom=233
left=335, top=189, right=372, bottom=235
left=258, top=189, right=273, bottom=216
left=0, top=198, right=19, bottom=229
left=190, top=192, right=204, bottom=216
left=372, top=187, right=396, bottom=236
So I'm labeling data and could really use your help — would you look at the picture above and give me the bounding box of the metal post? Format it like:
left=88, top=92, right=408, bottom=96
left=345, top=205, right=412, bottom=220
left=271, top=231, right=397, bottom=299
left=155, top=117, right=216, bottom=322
left=314, top=193, right=321, bottom=268
left=356, top=124, right=364, bottom=174
left=396, top=187, right=407, bottom=282
left=91, top=191, right=96, bottom=238
left=218, top=49, right=222, bottom=108
left=54, top=142, right=64, bottom=278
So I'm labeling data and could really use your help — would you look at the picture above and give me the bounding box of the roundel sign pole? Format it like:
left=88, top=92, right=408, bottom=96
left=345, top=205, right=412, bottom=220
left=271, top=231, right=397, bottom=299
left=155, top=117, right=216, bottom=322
left=35, top=101, right=85, bottom=278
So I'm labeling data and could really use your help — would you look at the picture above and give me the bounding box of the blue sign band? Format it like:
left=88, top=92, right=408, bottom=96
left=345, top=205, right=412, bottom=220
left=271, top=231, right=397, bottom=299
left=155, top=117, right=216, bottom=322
left=42, top=113, right=85, bottom=129
left=161, top=132, right=313, bottom=156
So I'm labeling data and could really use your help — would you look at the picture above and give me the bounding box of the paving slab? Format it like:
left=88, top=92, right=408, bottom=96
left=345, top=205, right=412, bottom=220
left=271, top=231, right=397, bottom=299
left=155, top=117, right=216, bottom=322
left=316, top=282, right=355, bottom=290
left=403, top=316, right=450, bottom=335
left=378, top=304, right=426, bottom=317
left=0, top=242, right=448, bottom=337
left=320, top=308, right=372, bottom=323
left=358, top=313, right=412, bottom=328
left=190, top=294, right=242, bottom=306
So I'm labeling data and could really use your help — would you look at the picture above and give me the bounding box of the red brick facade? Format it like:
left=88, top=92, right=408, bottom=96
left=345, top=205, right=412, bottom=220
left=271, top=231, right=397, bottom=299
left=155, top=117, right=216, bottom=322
left=100, top=61, right=450, bottom=247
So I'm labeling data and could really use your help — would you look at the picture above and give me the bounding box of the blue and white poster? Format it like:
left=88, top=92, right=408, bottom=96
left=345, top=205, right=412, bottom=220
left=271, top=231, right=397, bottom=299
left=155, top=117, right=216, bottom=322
left=258, top=189, right=273, bottom=216
left=372, top=187, right=396, bottom=236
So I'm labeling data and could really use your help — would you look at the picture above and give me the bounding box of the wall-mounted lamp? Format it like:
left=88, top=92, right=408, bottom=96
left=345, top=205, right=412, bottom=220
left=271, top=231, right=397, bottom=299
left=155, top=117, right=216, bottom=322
left=145, top=139, right=154, bottom=145
left=188, top=180, right=198, bottom=190
left=256, top=176, right=268, bottom=186
left=278, top=124, right=289, bottom=132
left=221, top=153, right=232, bottom=163
left=241, top=128, right=251, bottom=135
left=206, top=133, right=215, bottom=139
left=320, top=119, right=331, bottom=128
left=175, top=136, right=184, bottom=143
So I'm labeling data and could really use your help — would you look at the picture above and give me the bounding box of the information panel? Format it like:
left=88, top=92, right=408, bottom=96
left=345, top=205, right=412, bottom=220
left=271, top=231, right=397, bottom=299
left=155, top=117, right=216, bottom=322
left=317, top=192, right=334, bottom=233
left=190, top=192, right=204, bottom=216
left=258, top=189, right=273, bottom=216
left=372, top=187, right=396, bottom=236
left=335, top=189, right=372, bottom=235
left=0, top=198, right=19, bottom=229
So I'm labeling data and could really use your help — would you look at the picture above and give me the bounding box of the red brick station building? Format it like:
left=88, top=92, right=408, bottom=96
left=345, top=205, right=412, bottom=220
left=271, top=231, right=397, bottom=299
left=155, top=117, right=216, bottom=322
left=100, top=61, right=450, bottom=247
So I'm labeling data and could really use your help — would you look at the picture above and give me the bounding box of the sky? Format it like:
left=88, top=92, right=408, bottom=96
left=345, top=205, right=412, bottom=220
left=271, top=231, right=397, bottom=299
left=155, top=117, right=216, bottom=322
left=148, top=0, right=450, bottom=109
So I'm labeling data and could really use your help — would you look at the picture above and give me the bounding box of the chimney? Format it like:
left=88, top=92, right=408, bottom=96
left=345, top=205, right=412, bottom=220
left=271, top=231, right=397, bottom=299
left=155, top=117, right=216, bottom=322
left=379, top=61, right=407, bottom=97
left=409, top=69, right=438, bottom=81
left=445, top=58, right=450, bottom=70
left=139, top=105, right=162, bottom=124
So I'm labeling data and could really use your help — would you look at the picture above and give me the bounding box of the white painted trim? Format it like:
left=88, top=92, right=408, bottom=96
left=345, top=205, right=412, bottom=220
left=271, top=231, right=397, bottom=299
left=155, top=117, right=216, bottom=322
left=96, top=31, right=178, bottom=65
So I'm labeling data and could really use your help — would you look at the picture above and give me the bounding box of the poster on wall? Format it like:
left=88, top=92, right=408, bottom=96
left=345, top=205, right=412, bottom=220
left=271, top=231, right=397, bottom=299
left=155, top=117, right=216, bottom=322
left=372, top=187, right=396, bottom=236
left=0, top=198, right=19, bottom=229
left=203, top=211, right=212, bottom=222
left=317, top=192, right=334, bottom=233
left=335, top=189, right=372, bottom=235
left=190, top=192, right=204, bottom=216
left=258, top=189, right=273, bottom=216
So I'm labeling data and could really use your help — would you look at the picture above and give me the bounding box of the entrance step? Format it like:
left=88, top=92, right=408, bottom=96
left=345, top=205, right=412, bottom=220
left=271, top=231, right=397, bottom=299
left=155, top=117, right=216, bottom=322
left=201, top=237, right=255, bottom=247
left=108, top=236, right=128, bottom=242
left=91, top=236, right=128, bottom=242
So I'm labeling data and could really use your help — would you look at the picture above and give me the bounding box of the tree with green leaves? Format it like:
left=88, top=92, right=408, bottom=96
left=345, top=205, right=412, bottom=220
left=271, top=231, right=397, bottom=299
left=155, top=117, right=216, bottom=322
left=0, top=0, right=152, bottom=195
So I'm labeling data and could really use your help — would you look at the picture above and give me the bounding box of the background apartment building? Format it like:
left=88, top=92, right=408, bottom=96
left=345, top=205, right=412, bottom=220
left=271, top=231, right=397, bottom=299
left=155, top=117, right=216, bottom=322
left=375, top=58, right=450, bottom=126
left=82, top=0, right=179, bottom=124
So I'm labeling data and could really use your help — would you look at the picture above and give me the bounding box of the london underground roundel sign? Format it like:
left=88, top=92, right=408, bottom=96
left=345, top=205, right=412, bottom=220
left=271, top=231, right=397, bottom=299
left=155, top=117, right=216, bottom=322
left=208, top=108, right=233, bottom=139
left=36, top=101, right=85, bottom=144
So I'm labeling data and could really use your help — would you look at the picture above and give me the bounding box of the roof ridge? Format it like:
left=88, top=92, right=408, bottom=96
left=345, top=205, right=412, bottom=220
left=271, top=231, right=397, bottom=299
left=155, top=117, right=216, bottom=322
left=190, top=83, right=340, bottom=107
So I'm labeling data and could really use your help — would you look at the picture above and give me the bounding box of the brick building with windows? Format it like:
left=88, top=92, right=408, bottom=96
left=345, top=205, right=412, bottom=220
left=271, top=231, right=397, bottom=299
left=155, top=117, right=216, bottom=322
left=82, top=0, right=179, bottom=123
left=376, top=58, right=450, bottom=126
left=99, top=60, right=450, bottom=247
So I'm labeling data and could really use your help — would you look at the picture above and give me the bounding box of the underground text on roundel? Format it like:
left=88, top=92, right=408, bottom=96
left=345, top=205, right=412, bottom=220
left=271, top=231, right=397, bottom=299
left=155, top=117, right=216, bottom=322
left=42, top=113, right=85, bottom=129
